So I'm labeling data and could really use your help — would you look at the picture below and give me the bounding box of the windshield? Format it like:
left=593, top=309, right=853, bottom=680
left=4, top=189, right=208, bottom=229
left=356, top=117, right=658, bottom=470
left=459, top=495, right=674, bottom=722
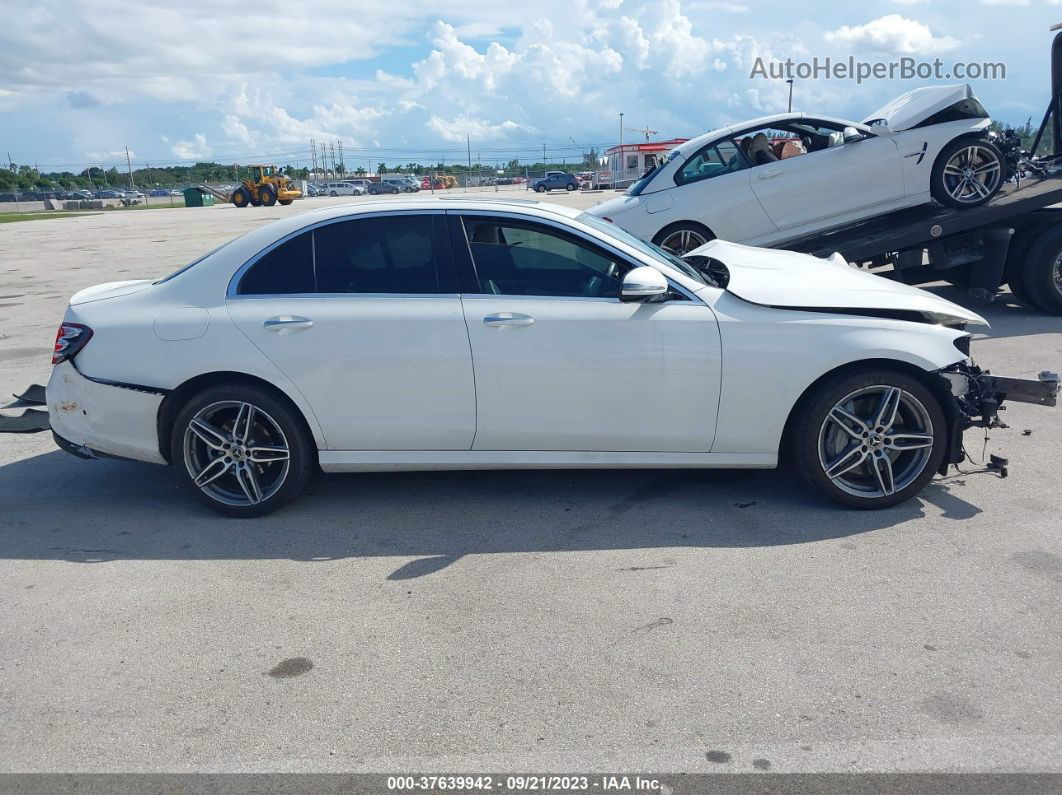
left=626, top=149, right=682, bottom=197
left=576, top=212, right=707, bottom=286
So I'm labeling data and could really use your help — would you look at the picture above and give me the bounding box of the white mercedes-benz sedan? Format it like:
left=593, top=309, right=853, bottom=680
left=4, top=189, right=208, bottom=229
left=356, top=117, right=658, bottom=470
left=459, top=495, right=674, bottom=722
left=590, top=85, right=1004, bottom=255
left=46, top=198, right=1056, bottom=516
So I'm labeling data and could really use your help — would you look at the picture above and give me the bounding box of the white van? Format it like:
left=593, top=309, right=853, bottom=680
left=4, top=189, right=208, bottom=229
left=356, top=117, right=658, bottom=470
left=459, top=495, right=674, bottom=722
left=320, top=182, right=366, bottom=197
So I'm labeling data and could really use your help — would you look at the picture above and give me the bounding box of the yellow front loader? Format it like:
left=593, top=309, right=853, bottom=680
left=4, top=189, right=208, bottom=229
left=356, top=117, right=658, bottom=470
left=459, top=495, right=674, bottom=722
left=230, top=164, right=301, bottom=207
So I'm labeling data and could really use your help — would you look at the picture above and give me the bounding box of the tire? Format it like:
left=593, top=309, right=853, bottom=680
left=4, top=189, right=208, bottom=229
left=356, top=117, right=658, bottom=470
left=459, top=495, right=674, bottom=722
left=171, top=384, right=315, bottom=517
left=232, top=187, right=250, bottom=208
left=329, top=190, right=338, bottom=197
left=793, top=367, right=947, bottom=509
left=565, top=182, right=576, bottom=191
left=1022, top=223, right=1062, bottom=314
left=535, top=184, right=546, bottom=193
left=1003, top=221, right=1053, bottom=310
left=652, top=222, right=715, bottom=256
left=931, top=138, right=1004, bottom=209
left=259, top=186, right=277, bottom=207
left=278, top=199, right=293, bottom=205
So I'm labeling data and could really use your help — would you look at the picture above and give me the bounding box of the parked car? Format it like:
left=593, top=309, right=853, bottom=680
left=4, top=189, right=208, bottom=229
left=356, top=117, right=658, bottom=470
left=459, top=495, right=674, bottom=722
left=382, top=176, right=420, bottom=193
left=45, top=198, right=1056, bottom=517
left=319, top=182, right=364, bottom=197
left=591, top=84, right=1004, bottom=255
left=532, top=171, right=580, bottom=193
left=368, top=180, right=401, bottom=195
left=97, top=190, right=124, bottom=199
left=66, top=190, right=93, bottom=200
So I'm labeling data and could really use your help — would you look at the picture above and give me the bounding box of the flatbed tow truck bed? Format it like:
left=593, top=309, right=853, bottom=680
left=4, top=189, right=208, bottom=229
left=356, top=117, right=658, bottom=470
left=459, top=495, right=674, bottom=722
left=778, top=174, right=1062, bottom=314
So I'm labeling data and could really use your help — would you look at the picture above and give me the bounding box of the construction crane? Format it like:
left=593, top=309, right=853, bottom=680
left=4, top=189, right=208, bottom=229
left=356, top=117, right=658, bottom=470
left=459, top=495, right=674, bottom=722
left=625, top=126, right=658, bottom=142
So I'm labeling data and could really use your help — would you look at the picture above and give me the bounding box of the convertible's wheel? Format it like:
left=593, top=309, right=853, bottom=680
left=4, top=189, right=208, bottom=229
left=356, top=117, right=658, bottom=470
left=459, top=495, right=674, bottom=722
left=1021, top=224, right=1062, bottom=314
left=652, top=223, right=715, bottom=256
left=794, top=368, right=946, bottom=509
left=172, top=384, right=314, bottom=517
left=931, top=138, right=1003, bottom=209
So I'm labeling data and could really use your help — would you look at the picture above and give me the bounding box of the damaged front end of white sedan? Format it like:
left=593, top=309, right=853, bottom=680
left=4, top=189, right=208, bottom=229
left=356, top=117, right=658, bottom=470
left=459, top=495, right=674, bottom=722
left=684, top=238, right=1059, bottom=488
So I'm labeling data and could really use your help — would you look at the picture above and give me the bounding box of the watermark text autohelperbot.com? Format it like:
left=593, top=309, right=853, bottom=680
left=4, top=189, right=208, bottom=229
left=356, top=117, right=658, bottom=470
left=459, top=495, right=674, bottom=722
left=750, top=56, right=1006, bottom=84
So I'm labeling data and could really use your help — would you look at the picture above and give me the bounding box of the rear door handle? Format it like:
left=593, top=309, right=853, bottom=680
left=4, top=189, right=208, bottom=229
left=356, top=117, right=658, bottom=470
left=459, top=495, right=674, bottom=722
left=483, top=312, right=534, bottom=327
left=263, top=315, right=314, bottom=333
left=757, top=170, right=783, bottom=180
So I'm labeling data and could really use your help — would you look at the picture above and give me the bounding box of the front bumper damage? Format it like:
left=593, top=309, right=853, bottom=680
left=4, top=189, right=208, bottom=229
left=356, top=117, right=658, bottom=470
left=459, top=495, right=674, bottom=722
left=938, top=363, right=1059, bottom=473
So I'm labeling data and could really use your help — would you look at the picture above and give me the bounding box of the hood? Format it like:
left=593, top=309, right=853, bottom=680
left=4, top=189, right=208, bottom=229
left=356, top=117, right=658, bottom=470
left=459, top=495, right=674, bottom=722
left=692, top=239, right=988, bottom=328
left=69, top=279, right=153, bottom=306
left=863, top=84, right=975, bottom=132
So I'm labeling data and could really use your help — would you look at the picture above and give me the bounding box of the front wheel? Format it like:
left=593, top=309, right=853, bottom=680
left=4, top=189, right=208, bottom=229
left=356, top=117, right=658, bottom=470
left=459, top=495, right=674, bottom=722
left=793, top=368, right=947, bottom=509
left=931, top=138, right=1003, bottom=209
left=535, top=184, right=546, bottom=193
left=172, top=384, right=315, bottom=517
left=231, top=187, right=250, bottom=208
left=329, top=190, right=338, bottom=197
left=565, top=183, right=576, bottom=191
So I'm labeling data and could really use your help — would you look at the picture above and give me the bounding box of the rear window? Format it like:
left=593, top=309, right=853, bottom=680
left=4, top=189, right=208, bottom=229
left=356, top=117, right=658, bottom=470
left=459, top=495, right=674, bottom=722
left=237, top=233, right=314, bottom=294
left=236, top=215, right=453, bottom=295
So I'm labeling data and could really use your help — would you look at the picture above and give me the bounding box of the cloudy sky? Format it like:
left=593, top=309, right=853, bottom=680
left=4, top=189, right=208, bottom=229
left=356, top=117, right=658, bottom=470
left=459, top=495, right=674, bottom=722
left=3, top=0, right=1061, bottom=171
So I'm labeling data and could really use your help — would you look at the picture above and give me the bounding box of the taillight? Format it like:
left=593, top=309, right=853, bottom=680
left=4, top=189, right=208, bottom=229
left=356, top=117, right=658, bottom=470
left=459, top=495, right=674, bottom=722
left=52, top=323, right=93, bottom=365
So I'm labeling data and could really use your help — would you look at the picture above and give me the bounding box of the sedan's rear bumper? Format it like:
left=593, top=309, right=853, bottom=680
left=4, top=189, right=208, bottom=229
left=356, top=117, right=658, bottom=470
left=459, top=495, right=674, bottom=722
left=46, top=361, right=167, bottom=465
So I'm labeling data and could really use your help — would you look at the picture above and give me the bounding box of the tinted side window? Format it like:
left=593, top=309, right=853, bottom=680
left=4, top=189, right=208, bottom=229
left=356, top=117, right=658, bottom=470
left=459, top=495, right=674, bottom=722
left=314, top=215, right=443, bottom=294
left=676, top=140, right=747, bottom=184
left=463, top=218, right=629, bottom=298
left=237, top=232, right=314, bottom=295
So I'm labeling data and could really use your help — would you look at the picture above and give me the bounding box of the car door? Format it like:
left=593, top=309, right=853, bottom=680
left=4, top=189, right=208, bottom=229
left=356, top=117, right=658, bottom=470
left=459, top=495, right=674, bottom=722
left=747, top=121, right=904, bottom=232
left=667, top=139, right=777, bottom=243
left=227, top=211, right=476, bottom=450
left=450, top=212, right=721, bottom=452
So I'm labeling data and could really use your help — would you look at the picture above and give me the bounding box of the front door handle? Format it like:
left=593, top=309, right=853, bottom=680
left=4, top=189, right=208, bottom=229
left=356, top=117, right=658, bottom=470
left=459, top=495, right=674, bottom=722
left=757, top=170, right=783, bottom=180
left=483, top=312, right=534, bottom=327
left=264, top=315, right=314, bottom=333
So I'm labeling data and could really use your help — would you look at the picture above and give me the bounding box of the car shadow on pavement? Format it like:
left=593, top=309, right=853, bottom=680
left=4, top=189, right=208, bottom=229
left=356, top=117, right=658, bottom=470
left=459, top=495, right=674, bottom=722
left=0, top=450, right=984, bottom=576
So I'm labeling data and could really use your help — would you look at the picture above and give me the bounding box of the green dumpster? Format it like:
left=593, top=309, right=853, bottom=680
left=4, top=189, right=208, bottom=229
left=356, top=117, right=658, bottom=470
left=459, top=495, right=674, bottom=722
left=182, top=188, right=215, bottom=207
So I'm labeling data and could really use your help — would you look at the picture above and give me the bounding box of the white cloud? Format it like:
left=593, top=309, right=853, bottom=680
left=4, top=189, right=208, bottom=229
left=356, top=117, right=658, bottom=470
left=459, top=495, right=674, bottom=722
left=981, top=0, right=1029, bottom=5
left=171, top=133, right=211, bottom=160
left=889, top=0, right=928, bottom=5
left=689, top=1, right=749, bottom=11
left=824, top=15, right=959, bottom=54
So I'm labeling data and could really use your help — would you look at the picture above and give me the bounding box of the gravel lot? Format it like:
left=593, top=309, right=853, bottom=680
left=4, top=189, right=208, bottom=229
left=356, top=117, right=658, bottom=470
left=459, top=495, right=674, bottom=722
left=0, top=192, right=1060, bottom=775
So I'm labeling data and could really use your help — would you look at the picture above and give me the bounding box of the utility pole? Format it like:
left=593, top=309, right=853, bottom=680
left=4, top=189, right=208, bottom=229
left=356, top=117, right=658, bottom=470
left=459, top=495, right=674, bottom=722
left=338, top=140, right=344, bottom=177
left=542, top=143, right=547, bottom=166
left=125, top=146, right=134, bottom=189
left=787, top=79, right=794, bottom=113
left=618, top=112, right=624, bottom=176
left=310, top=139, right=317, bottom=182
left=467, top=134, right=472, bottom=171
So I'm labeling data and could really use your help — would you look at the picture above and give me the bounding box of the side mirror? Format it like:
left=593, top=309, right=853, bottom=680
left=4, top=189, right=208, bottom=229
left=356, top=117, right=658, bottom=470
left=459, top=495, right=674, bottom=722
left=621, top=266, right=668, bottom=301
left=843, top=126, right=863, bottom=144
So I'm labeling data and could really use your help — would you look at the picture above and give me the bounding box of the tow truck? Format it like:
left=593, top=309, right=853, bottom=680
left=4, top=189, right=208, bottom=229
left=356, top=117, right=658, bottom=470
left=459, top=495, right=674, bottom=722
left=778, top=26, right=1062, bottom=315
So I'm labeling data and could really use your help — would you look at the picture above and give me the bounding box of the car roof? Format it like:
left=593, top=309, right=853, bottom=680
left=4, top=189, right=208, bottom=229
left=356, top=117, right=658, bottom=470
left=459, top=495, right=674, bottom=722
left=673, top=112, right=868, bottom=157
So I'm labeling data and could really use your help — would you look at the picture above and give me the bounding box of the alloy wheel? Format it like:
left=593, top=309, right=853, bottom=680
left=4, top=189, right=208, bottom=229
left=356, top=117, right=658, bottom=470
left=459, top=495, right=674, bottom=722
left=817, top=385, right=935, bottom=499
left=659, top=228, right=709, bottom=256
left=942, top=145, right=1001, bottom=204
left=182, top=401, right=290, bottom=507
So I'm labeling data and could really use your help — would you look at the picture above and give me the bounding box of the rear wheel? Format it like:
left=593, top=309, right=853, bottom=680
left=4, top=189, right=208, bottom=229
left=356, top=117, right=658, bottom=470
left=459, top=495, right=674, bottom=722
left=259, top=186, right=277, bottom=206
left=231, top=187, right=250, bottom=208
left=652, top=222, right=715, bottom=256
left=1004, top=222, right=1052, bottom=310
left=330, top=190, right=338, bottom=196
left=172, top=384, right=315, bottom=517
left=931, top=138, right=1003, bottom=209
left=1022, top=224, right=1062, bottom=314
left=278, top=199, right=293, bottom=205
left=793, top=368, right=946, bottom=509
left=565, top=182, right=576, bottom=191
